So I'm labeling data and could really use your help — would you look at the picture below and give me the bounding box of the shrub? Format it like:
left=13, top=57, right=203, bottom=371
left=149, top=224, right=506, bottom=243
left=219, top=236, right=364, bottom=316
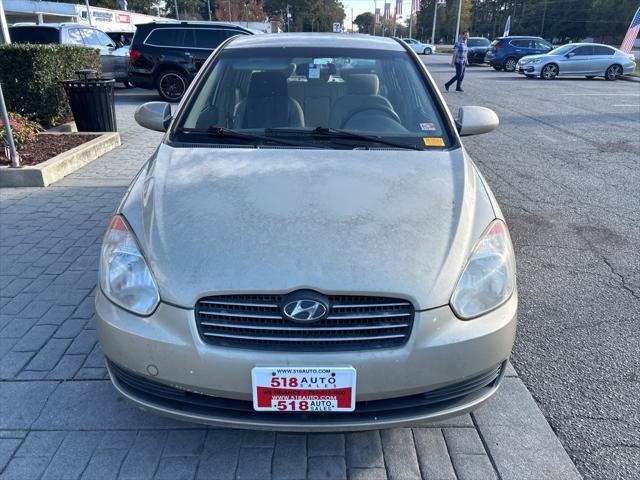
left=0, top=44, right=101, bottom=125
left=0, top=112, right=43, bottom=150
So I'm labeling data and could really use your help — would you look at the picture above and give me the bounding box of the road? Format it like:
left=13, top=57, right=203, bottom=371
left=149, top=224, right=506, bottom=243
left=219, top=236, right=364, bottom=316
left=423, top=54, right=640, bottom=479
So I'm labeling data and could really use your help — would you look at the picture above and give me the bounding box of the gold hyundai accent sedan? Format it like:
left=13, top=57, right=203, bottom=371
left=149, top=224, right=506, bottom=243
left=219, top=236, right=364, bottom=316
left=97, top=33, right=517, bottom=431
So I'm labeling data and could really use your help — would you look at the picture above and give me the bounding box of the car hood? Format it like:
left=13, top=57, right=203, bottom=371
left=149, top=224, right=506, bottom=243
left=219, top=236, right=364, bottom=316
left=121, top=145, right=496, bottom=310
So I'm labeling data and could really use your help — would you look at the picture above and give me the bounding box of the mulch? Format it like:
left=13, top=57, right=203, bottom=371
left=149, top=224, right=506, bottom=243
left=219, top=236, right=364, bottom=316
left=1, top=134, right=99, bottom=167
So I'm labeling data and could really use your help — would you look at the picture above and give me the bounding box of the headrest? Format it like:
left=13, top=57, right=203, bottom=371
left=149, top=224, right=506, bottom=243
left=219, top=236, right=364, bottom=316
left=248, top=72, right=288, bottom=98
left=345, top=73, right=379, bottom=95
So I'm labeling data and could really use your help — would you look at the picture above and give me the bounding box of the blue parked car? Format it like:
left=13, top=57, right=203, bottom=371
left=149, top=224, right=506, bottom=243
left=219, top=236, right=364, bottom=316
left=485, top=36, right=553, bottom=72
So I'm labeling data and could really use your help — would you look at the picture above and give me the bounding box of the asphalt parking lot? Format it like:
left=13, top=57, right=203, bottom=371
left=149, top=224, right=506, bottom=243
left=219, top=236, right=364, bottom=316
left=423, top=54, right=640, bottom=479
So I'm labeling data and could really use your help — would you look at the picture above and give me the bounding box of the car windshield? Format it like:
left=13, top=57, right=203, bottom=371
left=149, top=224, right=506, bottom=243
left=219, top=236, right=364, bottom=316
left=549, top=44, right=575, bottom=55
left=467, top=38, right=490, bottom=47
left=177, top=47, right=452, bottom=150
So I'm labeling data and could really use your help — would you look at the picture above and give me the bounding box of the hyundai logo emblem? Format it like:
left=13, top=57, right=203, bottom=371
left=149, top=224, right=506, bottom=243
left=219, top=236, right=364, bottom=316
left=283, top=299, right=328, bottom=323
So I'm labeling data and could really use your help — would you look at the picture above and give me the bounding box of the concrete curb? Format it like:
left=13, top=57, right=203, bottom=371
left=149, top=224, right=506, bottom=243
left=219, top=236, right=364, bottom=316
left=620, top=75, right=640, bottom=83
left=473, top=363, right=582, bottom=480
left=0, top=132, right=120, bottom=188
left=47, top=120, right=78, bottom=133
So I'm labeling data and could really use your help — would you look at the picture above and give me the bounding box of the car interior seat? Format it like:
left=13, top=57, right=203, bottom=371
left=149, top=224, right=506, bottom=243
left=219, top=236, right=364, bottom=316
left=234, top=71, right=304, bottom=129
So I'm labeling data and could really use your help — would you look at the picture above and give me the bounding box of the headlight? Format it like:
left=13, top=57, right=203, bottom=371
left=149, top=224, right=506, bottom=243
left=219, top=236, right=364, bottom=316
left=450, top=220, right=516, bottom=319
left=99, top=215, right=160, bottom=316
left=530, top=59, right=542, bottom=64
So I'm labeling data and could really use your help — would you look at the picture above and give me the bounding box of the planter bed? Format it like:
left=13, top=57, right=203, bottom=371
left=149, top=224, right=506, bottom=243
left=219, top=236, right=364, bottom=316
left=0, top=132, right=120, bottom=187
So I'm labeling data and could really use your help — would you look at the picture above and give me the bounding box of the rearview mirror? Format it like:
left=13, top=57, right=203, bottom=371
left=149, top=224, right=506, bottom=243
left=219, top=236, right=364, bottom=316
left=135, top=102, right=172, bottom=132
left=457, top=106, right=499, bottom=136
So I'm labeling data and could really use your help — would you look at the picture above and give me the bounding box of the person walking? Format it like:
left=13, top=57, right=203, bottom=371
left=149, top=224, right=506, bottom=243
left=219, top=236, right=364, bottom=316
left=445, top=32, right=469, bottom=92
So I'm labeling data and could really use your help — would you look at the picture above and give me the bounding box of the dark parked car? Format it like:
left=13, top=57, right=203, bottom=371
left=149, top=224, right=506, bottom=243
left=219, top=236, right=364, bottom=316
left=8, top=23, right=130, bottom=83
left=485, top=36, right=553, bottom=72
left=128, top=21, right=253, bottom=101
left=467, top=37, right=491, bottom=64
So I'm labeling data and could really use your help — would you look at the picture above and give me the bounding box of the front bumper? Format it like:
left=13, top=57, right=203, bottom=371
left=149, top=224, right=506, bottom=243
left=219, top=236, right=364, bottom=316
left=517, top=64, right=541, bottom=75
left=97, top=290, right=517, bottom=430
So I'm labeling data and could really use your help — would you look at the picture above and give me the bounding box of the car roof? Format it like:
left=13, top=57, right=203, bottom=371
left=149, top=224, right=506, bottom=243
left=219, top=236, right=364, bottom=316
left=10, top=23, right=97, bottom=30
left=227, top=33, right=405, bottom=51
left=135, top=20, right=250, bottom=31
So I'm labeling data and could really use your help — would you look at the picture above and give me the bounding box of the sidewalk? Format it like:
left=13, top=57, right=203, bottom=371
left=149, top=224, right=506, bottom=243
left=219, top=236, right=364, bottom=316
left=0, top=93, right=581, bottom=480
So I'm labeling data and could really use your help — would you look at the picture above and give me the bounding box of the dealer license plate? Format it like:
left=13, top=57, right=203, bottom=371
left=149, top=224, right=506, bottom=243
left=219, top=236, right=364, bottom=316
left=252, top=366, right=356, bottom=412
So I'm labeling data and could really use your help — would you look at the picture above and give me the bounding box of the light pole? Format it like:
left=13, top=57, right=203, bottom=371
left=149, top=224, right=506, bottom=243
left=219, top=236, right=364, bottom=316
left=431, top=1, right=438, bottom=44
left=454, top=0, right=463, bottom=42
left=0, top=1, right=19, bottom=168
left=207, top=0, right=212, bottom=21
left=174, top=0, right=179, bottom=20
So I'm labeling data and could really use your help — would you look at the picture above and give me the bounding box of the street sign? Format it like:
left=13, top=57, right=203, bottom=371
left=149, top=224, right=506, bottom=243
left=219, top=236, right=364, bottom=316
left=333, top=22, right=342, bottom=33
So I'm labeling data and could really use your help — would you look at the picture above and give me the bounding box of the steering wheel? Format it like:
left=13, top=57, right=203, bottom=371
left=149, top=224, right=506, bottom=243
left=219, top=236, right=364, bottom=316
left=340, top=105, right=402, bottom=130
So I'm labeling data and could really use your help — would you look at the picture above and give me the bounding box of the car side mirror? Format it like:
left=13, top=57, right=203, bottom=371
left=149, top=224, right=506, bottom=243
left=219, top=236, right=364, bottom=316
left=135, top=102, right=172, bottom=132
left=457, top=106, right=499, bottom=136
left=566, top=52, right=575, bottom=58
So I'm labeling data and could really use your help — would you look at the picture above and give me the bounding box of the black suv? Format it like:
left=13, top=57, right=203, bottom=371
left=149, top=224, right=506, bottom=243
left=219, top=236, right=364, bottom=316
left=128, top=21, right=253, bottom=101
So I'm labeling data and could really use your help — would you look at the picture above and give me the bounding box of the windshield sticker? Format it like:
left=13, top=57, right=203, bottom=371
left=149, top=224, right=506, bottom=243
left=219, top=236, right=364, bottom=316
left=308, top=65, right=320, bottom=79
left=419, top=122, right=436, bottom=131
left=313, top=58, right=333, bottom=65
left=423, top=137, right=445, bottom=147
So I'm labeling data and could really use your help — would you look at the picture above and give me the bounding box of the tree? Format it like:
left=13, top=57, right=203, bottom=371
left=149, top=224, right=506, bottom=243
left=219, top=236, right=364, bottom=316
left=215, top=0, right=266, bottom=22
left=126, top=0, right=157, bottom=15
left=264, top=0, right=346, bottom=32
left=354, top=12, right=375, bottom=34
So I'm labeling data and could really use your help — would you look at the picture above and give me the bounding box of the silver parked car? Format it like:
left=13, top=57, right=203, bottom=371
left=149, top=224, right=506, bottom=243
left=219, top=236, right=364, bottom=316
left=97, top=33, right=517, bottom=430
left=517, top=43, right=636, bottom=80
left=402, top=38, right=436, bottom=55
left=8, top=23, right=130, bottom=84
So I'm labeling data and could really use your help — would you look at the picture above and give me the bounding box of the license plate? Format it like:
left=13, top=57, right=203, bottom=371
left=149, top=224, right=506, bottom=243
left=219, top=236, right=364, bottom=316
left=252, top=366, right=356, bottom=412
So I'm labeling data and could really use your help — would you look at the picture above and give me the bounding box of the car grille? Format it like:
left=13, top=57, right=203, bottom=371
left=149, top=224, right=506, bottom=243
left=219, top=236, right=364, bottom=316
left=195, top=294, right=415, bottom=351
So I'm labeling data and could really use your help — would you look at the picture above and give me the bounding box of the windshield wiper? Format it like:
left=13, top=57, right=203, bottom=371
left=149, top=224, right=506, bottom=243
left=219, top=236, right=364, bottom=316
left=266, top=127, right=424, bottom=151
left=179, top=127, right=326, bottom=149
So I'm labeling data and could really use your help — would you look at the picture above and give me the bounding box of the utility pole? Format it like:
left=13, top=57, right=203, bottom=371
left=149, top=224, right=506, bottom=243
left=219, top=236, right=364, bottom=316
left=431, top=1, right=438, bottom=44
left=540, top=0, right=548, bottom=37
left=286, top=5, right=290, bottom=32
left=454, top=0, right=463, bottom=42
left=174, top=0, right=179, bottom=20
left=351, top=7, right=353, bottom=33
left=207, top=0, right=212, bottom=21
left=84, top=0, right=92, bottom=25
left=228, top=0, right=232, bottom=20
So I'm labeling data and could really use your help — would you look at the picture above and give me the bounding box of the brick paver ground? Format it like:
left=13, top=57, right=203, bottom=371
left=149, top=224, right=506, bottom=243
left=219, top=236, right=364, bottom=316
left=0, top=91, right=578, bottom=480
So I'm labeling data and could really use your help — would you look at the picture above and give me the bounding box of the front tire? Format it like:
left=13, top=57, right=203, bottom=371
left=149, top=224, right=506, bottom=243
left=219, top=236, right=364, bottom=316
left=605, top=64, right=622, bottom=81
left=541, top=64, right=558, bottom=80
left=503, top=57, right=518, bottom=72
left=157, top=70, right=188, bottom=102
left=423, top=47, right=432, bottom=55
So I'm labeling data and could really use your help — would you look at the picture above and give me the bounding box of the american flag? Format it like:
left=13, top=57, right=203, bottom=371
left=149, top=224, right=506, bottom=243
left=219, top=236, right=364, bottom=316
left=384, top=2, right=391, bottom=20
left=503, top=15, right=511, bottom=37
left=396, top=0, right=402, bottom=16
left=375, top=8, right=381, bottom=24
left=620, top=6, right=640, bottom=53
left=413, top=0, right=421, bottom=13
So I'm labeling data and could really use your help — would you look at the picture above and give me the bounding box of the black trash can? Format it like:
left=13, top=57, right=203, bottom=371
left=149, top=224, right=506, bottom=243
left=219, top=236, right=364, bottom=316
left=61, top=69, right=117, bottom=132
